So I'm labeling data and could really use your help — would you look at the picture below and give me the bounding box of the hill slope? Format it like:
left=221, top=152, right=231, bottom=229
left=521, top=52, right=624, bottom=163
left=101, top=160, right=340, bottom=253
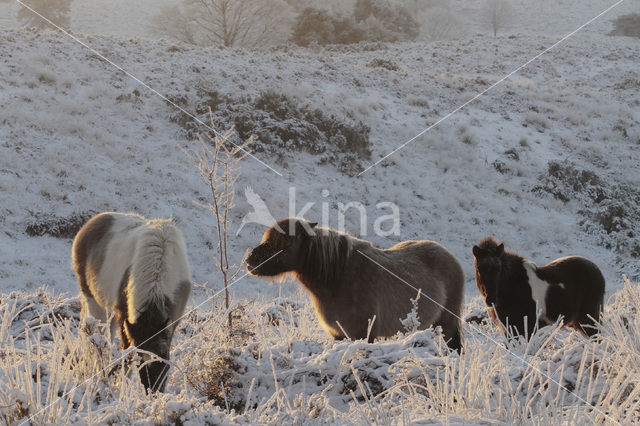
left=0, top=28, right=638, bottom=302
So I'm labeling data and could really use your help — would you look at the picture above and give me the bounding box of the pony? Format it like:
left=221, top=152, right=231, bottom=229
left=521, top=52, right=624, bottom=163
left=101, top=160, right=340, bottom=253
left=472, top=237, right=605, bottom=339
left=246, top=218, right=465, bottom=351
left=72, top=212, right=192, bottom=392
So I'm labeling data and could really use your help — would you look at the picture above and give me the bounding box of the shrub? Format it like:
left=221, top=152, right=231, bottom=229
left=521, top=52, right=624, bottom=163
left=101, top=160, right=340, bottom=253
left=595, top=203, right=628, bottom=234
left=533, top=160, right=640, bottom=256
left=523, top=112, right=549, bottom=132
left=367, top=58, right=400, bottom=71
left=170, top=89, right=371, bottom=175
left=408, top=95, right=430, bottom=108
left=289, top=1, right=420, bottom=46
left=25, top=211, right=96, bottom=239
left=609, top=14, right=640, bottom=38
left=353, top=0, right=420, bottom=42
left=492, top=160, right=509, bottom=174
left=184, top=347, right=241, bottom=408
left=545, top=160, right=604, bottom=202
left=290, top=8, right=364, bottom=47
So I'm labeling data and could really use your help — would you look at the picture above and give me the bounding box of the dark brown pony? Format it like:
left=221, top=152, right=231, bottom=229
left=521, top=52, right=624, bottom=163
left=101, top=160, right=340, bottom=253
left=472, top=237, right=605, bottom=338
left=247, top=218, right=465, bottom=351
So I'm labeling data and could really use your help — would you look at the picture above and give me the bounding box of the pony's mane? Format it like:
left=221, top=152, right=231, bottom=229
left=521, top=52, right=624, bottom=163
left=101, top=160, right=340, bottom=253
left=298, top=226, right=354, bottom=287
left=128, top=219, right=187, bottom=323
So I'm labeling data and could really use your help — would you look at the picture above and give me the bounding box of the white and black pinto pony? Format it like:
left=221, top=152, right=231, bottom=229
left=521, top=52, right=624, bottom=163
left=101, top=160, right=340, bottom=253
left=247, top=218, right=465, bottom=351
left=472, top=237, right=605, bottom=339
left=72, top=212, right=191, bottom=392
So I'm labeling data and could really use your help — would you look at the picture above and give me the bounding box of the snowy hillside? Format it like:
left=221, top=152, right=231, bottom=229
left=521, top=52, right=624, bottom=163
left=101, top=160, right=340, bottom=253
left=0, top=21, right=639, bottom=301
left=1, top=0, right=640, bottom=423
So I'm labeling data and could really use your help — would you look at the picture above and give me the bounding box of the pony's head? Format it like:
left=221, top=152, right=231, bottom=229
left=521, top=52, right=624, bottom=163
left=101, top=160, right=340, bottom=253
left=472, top=237, right=504, bottom=306
left=123, top=302, right=173, bottom=393
left=247, top=218, right=317, bottom=277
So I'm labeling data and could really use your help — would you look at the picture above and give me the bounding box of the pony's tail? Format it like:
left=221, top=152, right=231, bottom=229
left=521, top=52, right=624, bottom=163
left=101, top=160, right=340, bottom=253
left=127, top=219, right=187, bottom=323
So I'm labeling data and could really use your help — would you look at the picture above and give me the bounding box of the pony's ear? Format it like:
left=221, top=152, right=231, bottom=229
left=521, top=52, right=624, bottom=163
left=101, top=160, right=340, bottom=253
left=472, top=245, right=480, bottom=257
left=497, top=243, right=504, bottom=255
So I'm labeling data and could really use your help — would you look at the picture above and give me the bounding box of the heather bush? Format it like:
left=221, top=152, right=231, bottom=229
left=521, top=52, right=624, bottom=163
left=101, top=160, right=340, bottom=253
left=290, top=0, right=420, bottom=46
left=533, top=160, right=640, bottom=256
left=290, top=8, right=365, bottom=47
left=609, top=13, right=640, bottom=38
left=353, top=0, right=420, bottom=41
left=25, top=211, right=96, bottom=239
left=367, top=58, right=401, bottom=71
left=168, top=89, right=371, bottom=175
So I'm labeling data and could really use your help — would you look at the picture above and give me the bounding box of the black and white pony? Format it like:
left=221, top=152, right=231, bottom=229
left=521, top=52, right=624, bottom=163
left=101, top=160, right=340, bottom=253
left=472, top=237, right=605, bottom=338
left=72, top=212, right=191, bottom=392
left=247, top=218, right=465, bottom=351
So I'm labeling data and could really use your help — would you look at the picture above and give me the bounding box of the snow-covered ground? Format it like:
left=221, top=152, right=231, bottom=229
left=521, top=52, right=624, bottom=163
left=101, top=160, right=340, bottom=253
left=1, top=0, right=639, bottom=423
left=2, top=279, right=640, bottom=423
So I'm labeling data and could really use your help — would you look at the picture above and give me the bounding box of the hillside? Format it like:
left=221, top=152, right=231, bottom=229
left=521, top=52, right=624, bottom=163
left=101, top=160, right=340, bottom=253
left=1, top=4, right=640, bottom=423
left=0, top=26, right=638, bottom=302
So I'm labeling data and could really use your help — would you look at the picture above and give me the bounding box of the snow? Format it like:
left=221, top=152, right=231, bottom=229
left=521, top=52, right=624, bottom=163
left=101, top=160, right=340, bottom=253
left=0, top=0, right=639, bottom=423
left=2, top=282, right=640, bottom=423
left=1, top=21, right=638, bottom=301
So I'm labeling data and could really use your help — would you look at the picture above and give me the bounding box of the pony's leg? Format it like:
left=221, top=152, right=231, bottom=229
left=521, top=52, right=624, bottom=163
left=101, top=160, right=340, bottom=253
left=436, top=293, right=464, bottom=352
left=80, top=294, right=126, bottom=344
left=575, top=301, right=602, bottom=338
left=108, top=317, right=123, bottom=346
left=80, top=293, right=107, bottom=323
left=436, top=312, right=462, bottom=351
left=79, top=294, right=112, bottom=340
left=445, top=325, right=462, bottom=352
left=545, top=285, right=575, bottom=332
left=505, top=315, right=536, bottom=340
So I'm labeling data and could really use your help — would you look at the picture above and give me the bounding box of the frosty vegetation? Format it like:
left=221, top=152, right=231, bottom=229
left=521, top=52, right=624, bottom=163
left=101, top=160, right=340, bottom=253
left=169, top=89, right=371, bottom=175
left=608, top=13, right=640, bottom=38
left=184, top=123, right=252, bottom=329
left=533, top=160, right=640, bottom=258
left=24, top=211, right=96, bottom=239
left=1, top=279, right=640, bottom=424
left=149, top=0, right=466, bottom=47
left=1, top=1, right=639, bottom=423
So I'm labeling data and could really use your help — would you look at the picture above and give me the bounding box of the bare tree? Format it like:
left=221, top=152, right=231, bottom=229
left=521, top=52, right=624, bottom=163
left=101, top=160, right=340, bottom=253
left=184, top=116, right=253, bottom=330
left=151, top=0, right=293, bottom=47
left=17, top=0, right=73, bottom=29
left=483, top=0, right=513, bottom=37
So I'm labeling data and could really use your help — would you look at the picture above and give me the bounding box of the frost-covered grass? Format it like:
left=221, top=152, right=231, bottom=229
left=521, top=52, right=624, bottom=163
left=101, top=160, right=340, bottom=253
left=2, top=278, right=639, bottom=424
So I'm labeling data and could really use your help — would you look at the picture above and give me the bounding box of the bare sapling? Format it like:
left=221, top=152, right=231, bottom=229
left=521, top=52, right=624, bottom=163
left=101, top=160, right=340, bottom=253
left=184, top=111, right=253, bottom=331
